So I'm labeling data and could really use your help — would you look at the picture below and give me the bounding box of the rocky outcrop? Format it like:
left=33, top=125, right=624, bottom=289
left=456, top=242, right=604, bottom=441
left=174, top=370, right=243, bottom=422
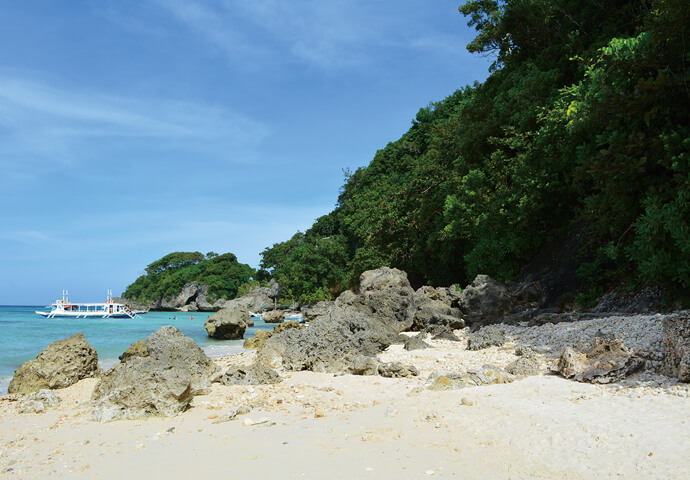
left=378, top=362, right=419, bottom=378
left=412, top=286, right=465, bottom=332
left=204, top=303, right=249, bottom=339
left=257, top=268, right=413, bottom=373
left=467, top=326, right=507, bottom=351
left=403, top=334, right=432, bottom=351
left=554, top=337, right=644, bottom=383
left=148, top=282, right=227, bottom=312
left=662, top=313, right=690, bottom=382
left=458, top=275, right=515, bottom=327
left=263, top=310, right=284, bottom=324
left=243, top=330, right=273, bottom=349
left=91, top=326, right=221, bottom=422
left=8, top=333, right=100, bottom=395
left=221, top=362, right=282, bottom=385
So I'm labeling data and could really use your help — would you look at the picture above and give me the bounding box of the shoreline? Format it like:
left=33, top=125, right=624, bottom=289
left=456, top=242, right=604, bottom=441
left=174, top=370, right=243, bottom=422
left=1, top=325, right=689, bottom=479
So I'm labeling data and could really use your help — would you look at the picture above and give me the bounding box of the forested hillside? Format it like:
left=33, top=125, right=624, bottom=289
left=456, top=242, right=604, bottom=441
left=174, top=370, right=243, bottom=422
left=260, top=0, right=690, bottom=304
left=123, top=251, right=255, bottom=302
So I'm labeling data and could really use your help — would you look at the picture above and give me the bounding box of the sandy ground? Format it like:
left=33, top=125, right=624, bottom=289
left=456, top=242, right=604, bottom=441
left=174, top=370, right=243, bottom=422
left=1, top=333, right=689, bottom=479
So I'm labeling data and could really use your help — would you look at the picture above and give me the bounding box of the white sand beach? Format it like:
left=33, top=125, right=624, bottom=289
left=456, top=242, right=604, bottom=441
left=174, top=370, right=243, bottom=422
left=1, top=332, right=688, bottom=480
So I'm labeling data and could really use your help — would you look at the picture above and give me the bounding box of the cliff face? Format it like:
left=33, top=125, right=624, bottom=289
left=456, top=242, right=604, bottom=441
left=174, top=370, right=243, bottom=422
left=138, top=281, right=278, bottom=312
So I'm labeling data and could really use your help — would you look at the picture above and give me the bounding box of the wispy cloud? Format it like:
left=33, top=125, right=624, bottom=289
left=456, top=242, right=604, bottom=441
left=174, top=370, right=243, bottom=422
left=0, top=73, right=270, bottom=181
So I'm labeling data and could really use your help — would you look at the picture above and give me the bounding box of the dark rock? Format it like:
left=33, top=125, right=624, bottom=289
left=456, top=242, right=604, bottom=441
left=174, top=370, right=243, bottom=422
left=8, top=333, right=100, bottom=394
left=378, top=362, right=419, bottom=378
left=432, top=330, right=462, bottom=342
left=91, top=326, right=221, bottom=422
left=404, top=334, right=432, bottom=351
left=459, top=275, right=514, bottom=327
left=412, top=287, right=465, bottom=332
left=204, top=303, right=249, bottom=339
left=467, top=326, right=506, bottom=351
left=590, top=286, right=665, bottom=314
left=662, top=313, right=690, bottom=382
left=358, top=267, right=417, bottom=333
left=221, top=362, right=282, bottom=385
left=555, top=338, right=644, bottom=384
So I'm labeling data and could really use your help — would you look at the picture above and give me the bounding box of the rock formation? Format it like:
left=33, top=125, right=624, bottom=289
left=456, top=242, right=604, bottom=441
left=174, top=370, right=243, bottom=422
left=467, top=326, right=507, bottom=351
left=8, top=333, right=100, bottom=395
left=90, top=326, right=221, bottom=422
left=204, top=303, right=249, bottom=339
left=554, top=337, right=644, bottom=383
left=221, top=362, right=282, bottom=385
left=662, top=313, right=690, bottom=382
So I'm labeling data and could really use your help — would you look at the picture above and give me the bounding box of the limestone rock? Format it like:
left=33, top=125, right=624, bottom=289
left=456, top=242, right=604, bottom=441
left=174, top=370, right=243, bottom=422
left=506, top=356, right=541, bottom=376
left=263, top=310, right=284, bottom=324
left=404, top=334, right=432, bottom=351
left=204, top=303, right=249, bottom=339
left=273, top=320, right=303, bottom=334
left=661, top=313, right=690, bottom=382
left=429, top=365, right=515, bottom=390
left=555, top=338, right=644, bottom=384
left=459, top=275, right=514, bottom=327
left=221, top=362, right=282, bottom=385
left=378, top=362, right=419, bottom=378
left=467, top=326, right=506, bottom=351
left=412, top=287, right=465, bottom=332
left=8, top=333, right=100, bottom=394
left=90, top=326, right=221, bottom=422
left=243, top=330, right=273, bottom=350
left=118, top=340, right=149, bottom=363
left=19, top=390, right=62, bottom=414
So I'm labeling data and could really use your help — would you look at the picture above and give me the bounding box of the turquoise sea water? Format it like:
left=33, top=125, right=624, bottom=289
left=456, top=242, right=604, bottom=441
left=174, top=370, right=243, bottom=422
left=0, top=306, right=272, bottom=395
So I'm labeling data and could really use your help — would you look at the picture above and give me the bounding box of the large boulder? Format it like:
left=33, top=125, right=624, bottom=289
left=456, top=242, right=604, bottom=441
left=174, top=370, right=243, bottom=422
left=412, top=287, right=465, bottom=332
left=662, top=313, right=690, bottom=382
left=204, top=303, right=249, bottom=339
left=467, top=326, right=507, bottom=351
left=358, top=267, right=417, bottom=332
left=258, top=290, right=400, bottom=372
left=8, top=333, right=100, bottom=394
left=554, top=337, right=644, bottom=384
left=263, top=310, right=284, bottom=324
left=222, top=362, right=282, bottom=385
left=91, top=326, right=221, bottom=422
left=459, top=275, right=515, bottom=327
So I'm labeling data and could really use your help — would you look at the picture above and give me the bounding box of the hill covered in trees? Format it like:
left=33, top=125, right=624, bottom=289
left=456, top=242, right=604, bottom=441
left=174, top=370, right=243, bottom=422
left=123, top=251, right=255, bottom=303
left=259, top=0, right=690, bottom=305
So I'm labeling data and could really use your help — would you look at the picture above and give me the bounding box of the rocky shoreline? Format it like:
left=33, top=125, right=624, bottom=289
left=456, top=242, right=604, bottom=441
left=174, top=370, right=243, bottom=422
left=1, top=267, right=689, bottom=478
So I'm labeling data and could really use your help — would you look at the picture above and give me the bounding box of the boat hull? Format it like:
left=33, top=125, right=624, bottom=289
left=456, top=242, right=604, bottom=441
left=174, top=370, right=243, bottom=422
left=35, top=311, right=133, bottom=319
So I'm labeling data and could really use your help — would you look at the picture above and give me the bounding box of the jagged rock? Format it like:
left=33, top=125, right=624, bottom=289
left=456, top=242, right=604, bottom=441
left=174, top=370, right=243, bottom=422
left=467, top=326, right=506, bottom=351
left=555, top=338, right=644, bottom=384
left=432, top=330, right=462, bottom=342
left=204, top=303, right=249, bottom=339
left=378, top=362, right=419, bottom=378
left=357, top=267, right=417, bottom=333
left=301, top=301, right=334, bottom=322
left=429, top=365, right=515, bottom=390
left=459, top=275, right=514, bottom=327
left=8, top=333, right=100, bottom=394
left=221, top=362, right=282, bottom=385
left=404, top=334, right=432, bottom=351
left=19, top=390, right=62, bottom=414
left=412, top=287, right=465, bottom=331
left=662, top=313, right=690, bottom=382
left=118, top=340, right=149, bottom=363
left=263, top=310, right=284, bottom=324
left=243, top=330, right=273, bottom=350
left=90, top=326, right=221, bottom=422
left=506, top=356, right=541, bottom=376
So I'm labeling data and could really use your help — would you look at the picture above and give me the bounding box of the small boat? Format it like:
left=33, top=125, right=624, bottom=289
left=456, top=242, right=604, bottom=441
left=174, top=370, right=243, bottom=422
left=36, top=290, right=140, bottom=319
left=284, top=300, right=305, bottom=322
left=248, top=311, right=265, bottom=319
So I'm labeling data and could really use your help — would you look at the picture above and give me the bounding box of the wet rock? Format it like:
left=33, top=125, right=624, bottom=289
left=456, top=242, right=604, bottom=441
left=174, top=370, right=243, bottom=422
left=91, top=326, right=221, bottom=422
left=222, top=362, right=282, bottom=385
left=8, top=333, right=100, bottom=394
left=467, top=326, right=506, bottom=351
left=204, top=303, right=249, bottom=339
left=662, top=313, right=690, bottom=382
left=555, top=337, right=644, bottom=384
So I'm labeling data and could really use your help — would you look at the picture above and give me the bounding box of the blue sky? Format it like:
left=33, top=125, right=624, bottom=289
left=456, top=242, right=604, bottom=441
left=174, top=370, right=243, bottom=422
left=0, top=0, right=491, bottom=305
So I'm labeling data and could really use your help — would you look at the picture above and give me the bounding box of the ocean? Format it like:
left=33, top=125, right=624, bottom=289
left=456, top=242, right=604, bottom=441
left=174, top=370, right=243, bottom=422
left=0, top=305, right=272, bottom=395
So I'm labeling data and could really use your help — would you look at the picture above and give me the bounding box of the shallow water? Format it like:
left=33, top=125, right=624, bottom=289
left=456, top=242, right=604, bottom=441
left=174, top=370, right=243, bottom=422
left=0, top=305, right=271, bottom=395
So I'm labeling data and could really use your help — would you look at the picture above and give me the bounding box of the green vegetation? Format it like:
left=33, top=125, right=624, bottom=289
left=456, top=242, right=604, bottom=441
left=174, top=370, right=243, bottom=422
left=259, top=0, right=690, bottom=303
left=124, top=251, right=255, bottom=302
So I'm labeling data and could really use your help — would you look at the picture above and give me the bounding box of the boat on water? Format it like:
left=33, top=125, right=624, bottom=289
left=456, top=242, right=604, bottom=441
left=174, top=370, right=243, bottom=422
left=35, top=290, right=141, bottom=319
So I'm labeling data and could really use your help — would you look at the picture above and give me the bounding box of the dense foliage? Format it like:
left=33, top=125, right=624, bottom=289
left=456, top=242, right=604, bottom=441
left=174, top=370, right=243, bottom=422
left=260, top=0, right=690, bottom=304
left=124, top=251, right=255, bottom=302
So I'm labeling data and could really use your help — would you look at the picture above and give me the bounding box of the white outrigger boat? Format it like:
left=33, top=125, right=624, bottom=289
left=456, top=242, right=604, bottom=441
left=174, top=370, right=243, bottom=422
left=36, top=290, right=140, bottom=319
